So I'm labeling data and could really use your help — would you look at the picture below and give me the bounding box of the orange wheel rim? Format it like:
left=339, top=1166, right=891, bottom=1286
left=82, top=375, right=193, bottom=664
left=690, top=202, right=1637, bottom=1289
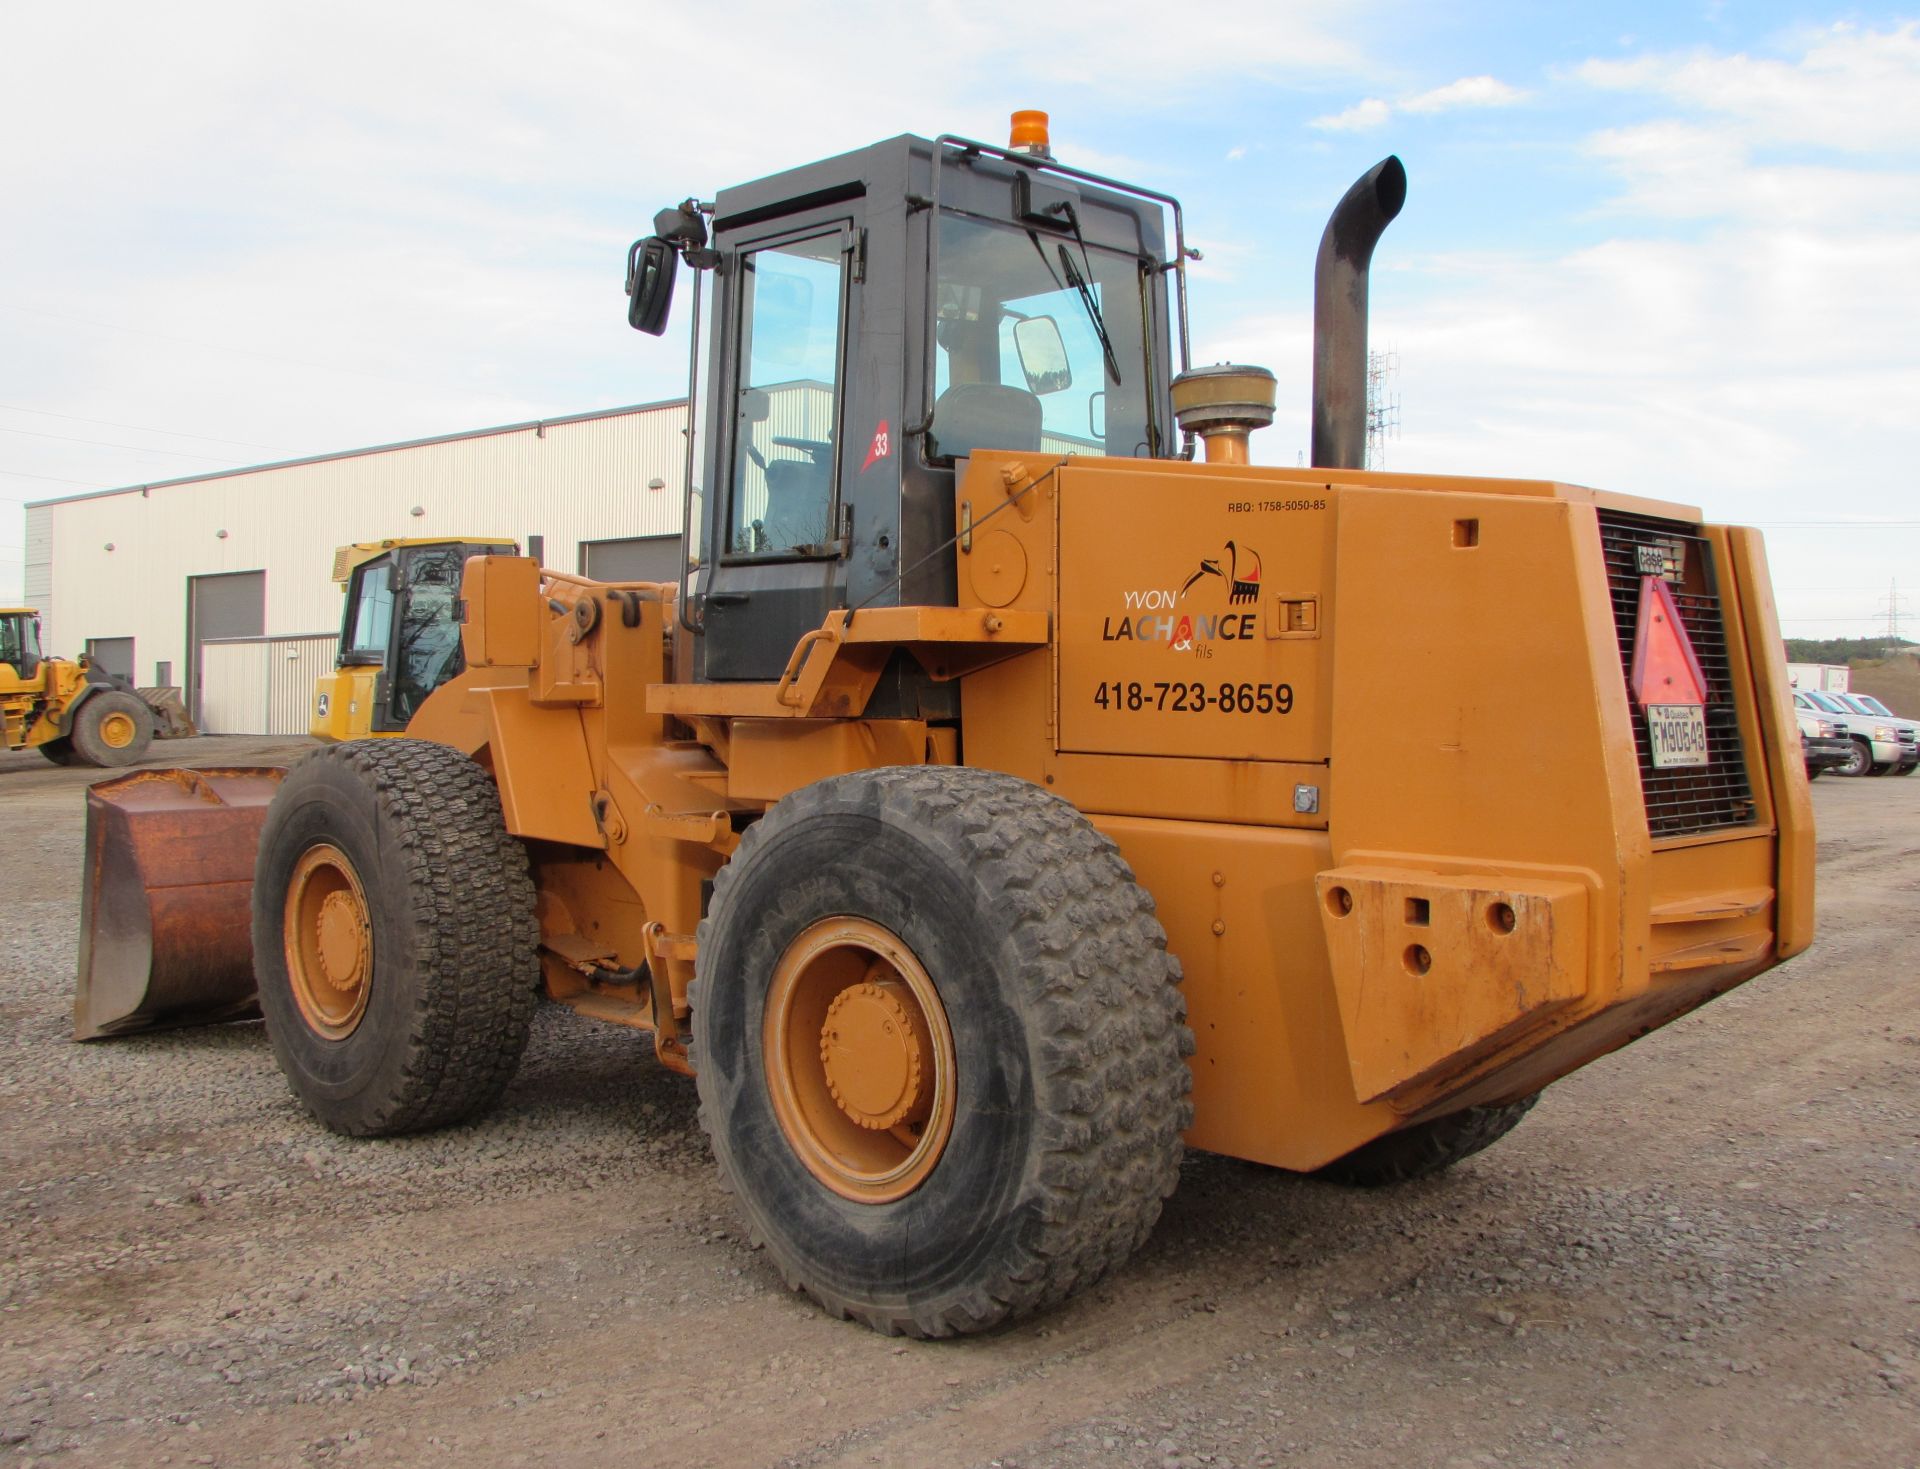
left=763, top=917, right=956, bottom=1204
left=283, top=843, right=373, bottom=1040
left=99, top=712, right=137, bottom=749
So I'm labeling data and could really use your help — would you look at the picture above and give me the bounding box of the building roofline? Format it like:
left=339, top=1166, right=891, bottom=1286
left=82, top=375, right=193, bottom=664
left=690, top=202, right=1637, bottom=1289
left=25, top=397, right=691, bottom=509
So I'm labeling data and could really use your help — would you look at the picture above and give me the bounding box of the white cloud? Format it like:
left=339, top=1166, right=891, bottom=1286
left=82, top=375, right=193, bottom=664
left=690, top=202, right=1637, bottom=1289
left=1573, top=24, right=1920, bottom=235
left=1583, top=120, right=1920, bottom=224
left=1399, top=75, right=1529, bottom=113
left=1310, top=74, right=1527, bottom=133
left=1577, top=21, right=1920, bottom=155
left=1311, top=98, right=1393, bottom=132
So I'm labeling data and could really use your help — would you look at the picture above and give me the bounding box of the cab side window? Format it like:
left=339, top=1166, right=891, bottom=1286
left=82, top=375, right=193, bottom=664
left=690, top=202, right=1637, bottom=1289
left=343, top=556, right=394, bottom=662
left=727, top=232, right=847, bottom=557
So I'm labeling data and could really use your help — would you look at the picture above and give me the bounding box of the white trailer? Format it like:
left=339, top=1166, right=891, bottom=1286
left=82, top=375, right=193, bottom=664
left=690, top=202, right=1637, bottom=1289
left=1786, top=662, right=1851, bottom=693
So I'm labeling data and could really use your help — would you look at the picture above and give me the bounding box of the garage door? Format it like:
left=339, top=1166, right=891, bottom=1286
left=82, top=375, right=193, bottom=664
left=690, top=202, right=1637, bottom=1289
left=580, top=535, right=680, bottom=583
left=84, top=637, right=135, bottom=682
left=187, top=570, right=265, bottom=726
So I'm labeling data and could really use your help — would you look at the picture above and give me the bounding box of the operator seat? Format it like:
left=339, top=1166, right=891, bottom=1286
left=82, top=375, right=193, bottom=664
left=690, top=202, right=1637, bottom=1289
left=761, top=455, right=832, bottom=549
left=929, top=383, right=1043, bottom=459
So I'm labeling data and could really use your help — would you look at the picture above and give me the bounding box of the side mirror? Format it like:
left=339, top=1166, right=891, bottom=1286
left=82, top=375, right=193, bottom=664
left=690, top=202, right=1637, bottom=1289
left=626, top=237, right=679, bottom=336
left=1012, top=315, right=1072, bottom=395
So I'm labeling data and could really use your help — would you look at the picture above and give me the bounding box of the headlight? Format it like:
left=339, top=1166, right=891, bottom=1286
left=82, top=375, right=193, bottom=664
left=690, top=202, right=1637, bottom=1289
left=1874, top=725, right=1897, bottom=741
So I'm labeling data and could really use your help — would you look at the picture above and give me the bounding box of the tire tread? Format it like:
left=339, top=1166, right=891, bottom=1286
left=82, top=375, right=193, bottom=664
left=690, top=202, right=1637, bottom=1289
left=258, top=739, right=539, bottom=1137
left=693, top=765, right=1193, bottom=1337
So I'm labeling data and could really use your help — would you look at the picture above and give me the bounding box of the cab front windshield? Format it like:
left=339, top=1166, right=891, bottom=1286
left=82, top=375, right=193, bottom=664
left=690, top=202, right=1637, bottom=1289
left=929, top=213, right=1156, bottom=461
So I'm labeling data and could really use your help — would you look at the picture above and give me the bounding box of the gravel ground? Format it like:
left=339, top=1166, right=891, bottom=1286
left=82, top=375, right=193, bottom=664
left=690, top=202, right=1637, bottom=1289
left=2, top=737, right=1916, bottom=1468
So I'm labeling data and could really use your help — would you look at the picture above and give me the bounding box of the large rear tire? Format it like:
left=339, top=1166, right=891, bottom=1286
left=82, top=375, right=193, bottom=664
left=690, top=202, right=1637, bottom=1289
left=251, top=740, right=539, bottom=1137
left=693, top=766, right=1193, bottom=1337
left=1313, top=1097, right=1538, bottom=1187
left=69, top=690, right=154, bottom=767
left=38, top=736, right=79, bottom=766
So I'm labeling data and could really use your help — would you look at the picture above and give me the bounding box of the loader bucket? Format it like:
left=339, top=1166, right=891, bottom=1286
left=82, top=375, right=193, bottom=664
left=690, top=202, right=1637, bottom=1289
left=135, top=686, right=198, bottom=739
left=73, top=766, right=285, bottom=1040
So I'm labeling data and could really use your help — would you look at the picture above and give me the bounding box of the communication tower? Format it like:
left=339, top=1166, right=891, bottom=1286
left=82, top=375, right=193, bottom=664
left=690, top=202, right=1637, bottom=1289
left=1365, top=347, right=1400, bottom=470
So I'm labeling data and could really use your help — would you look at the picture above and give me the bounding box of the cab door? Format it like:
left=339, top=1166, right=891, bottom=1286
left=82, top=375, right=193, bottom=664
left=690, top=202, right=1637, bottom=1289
left=699, top=214, right=862, bottom=681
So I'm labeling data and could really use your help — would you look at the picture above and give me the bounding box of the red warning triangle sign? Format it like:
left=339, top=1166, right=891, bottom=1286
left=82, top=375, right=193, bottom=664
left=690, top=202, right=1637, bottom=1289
left=1630, top=574, right=1708, bottom=708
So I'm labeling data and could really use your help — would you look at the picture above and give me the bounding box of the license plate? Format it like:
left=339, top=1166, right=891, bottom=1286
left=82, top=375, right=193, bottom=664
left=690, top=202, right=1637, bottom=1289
left=1647, top=704, right=1708, bottom=768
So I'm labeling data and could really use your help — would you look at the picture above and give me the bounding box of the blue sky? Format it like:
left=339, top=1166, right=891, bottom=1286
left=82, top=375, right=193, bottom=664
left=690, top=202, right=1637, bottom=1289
left=2, top=2, right=1915, bottom=639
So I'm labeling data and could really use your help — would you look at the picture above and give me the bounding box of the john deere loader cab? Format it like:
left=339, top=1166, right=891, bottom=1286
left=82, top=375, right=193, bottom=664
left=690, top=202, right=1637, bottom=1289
left=316, top=538, right=515, bottom=740
left=634, top=133, right=1180, bottom=692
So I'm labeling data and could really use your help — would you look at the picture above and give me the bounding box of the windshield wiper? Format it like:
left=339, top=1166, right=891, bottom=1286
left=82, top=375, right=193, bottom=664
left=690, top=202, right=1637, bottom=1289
left=1058, top=245, right=1122, bottom=386
left=1040, top=202, right=1121, bottom=386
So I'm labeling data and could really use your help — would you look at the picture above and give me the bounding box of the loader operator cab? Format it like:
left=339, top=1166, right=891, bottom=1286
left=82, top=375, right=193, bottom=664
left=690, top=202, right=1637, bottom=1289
left=330, top=539, right=515, bottom=734
left=0, top=609, right=44, bottom=683
left=628, top=127, right=1188, bottom=694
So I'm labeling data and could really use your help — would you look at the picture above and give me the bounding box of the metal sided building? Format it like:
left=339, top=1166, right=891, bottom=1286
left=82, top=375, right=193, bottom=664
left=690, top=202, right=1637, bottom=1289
left=23, top=401, right=691, bottom=734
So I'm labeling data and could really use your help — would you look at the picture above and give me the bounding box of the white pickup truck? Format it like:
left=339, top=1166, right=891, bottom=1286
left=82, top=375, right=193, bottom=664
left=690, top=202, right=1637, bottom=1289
left=1795, top=687, right=1920, bottom=777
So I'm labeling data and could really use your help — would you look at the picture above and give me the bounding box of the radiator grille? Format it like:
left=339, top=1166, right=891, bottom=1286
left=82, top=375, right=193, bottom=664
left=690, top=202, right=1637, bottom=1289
left=1597, top=512, right=1756, bottom=839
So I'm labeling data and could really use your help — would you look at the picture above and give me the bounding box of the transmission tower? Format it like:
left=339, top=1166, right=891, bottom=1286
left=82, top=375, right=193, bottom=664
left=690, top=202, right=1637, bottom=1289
left=1366, top=347, right=1400, bottom=470
left=1882, top=579, right=1906, bottom=642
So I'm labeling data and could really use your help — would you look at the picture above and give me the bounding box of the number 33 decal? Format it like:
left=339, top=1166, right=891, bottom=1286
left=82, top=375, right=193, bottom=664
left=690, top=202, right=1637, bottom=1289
left=861, top=420, right=891, bottom=472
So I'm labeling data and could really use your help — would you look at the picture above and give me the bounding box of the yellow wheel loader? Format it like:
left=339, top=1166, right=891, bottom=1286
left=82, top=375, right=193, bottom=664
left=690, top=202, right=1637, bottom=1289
left=1, top=608, right=167, bottom=767
left=74, top=117, right=1813, bottom=1338
left=310, top=538, right=516, bottom=741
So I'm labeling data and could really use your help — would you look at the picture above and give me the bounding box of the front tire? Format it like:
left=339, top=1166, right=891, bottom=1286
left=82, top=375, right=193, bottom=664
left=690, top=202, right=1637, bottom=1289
left=70, top=690, right=154, bottom=767
left=251, top=740, right=539, bottom=1136
left=1314, top=1097, right=1538, bottom=1187
left=1837, top=739, right=1872, bottom=777
left=694, top=766, right=1192, bottom=1337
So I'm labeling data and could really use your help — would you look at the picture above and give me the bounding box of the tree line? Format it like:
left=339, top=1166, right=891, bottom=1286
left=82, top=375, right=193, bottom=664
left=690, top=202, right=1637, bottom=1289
left=1782, top=636, right=1917, bottom=665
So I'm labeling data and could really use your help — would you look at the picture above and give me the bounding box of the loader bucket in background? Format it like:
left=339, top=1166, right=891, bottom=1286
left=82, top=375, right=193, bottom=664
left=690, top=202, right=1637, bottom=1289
left=136, top=686, right=198, bottom=739
left=74, top=766, right=286, bottom=1041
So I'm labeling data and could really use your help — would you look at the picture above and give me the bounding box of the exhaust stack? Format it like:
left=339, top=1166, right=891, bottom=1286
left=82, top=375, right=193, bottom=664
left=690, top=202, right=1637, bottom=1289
left=1311, top=156, right=1406, bottom=470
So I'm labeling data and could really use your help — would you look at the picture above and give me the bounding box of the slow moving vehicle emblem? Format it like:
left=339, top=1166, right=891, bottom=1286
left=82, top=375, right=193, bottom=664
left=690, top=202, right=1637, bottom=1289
left=1630, top=574, right=1710, bottom=769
